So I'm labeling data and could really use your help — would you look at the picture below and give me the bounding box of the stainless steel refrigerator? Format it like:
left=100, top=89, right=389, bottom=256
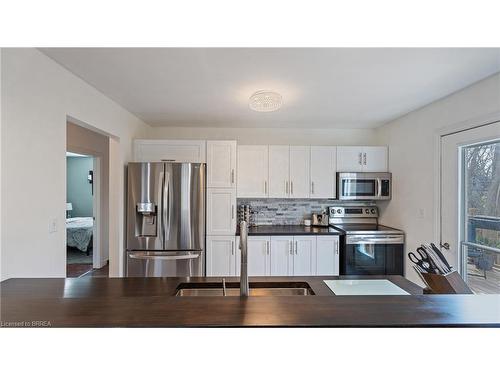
left=126, top=162, right=205, bottom=277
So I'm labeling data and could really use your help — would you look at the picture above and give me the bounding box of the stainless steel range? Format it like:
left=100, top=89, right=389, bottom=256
left=329, top=205, right=405, bottom=276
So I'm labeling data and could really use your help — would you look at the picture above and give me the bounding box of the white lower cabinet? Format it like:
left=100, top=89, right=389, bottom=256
left=270, top=236, right=294, bottom=276
left=316, top=236, right=340, bottom=276
left=292, top=236, right=316, bottom=276
left=233, top=235, right=339, bottom=277
left=235, top=236, right=270, bottom=276
left=206, top=236, right=236, bottom=276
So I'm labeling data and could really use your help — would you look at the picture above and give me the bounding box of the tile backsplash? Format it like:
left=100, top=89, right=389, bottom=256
left=237, top=199, right=373, bottom=226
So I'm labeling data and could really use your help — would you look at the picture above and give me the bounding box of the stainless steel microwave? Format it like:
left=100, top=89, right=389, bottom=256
left=337, top=172, right=392, bottom=200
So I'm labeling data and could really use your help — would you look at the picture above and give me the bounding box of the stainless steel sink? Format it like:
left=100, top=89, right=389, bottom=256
left=175, top=282, right=314, bottom=296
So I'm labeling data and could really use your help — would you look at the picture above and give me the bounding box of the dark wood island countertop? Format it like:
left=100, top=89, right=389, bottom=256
left=1, top=275, right=499, bottom=327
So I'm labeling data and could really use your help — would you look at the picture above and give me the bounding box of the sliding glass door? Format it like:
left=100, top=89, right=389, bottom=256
left=441, top=121, right=500, bottom=294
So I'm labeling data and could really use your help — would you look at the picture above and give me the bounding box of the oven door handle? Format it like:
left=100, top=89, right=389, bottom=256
left=347, top=236, right=404, bottom=245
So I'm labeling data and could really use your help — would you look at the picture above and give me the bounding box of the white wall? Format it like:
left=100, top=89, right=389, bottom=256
left=377, top=73, right=500, bottom=284
left=144, top=126, right=379, bottom=145
left=1, top=48, right=149, bottom=280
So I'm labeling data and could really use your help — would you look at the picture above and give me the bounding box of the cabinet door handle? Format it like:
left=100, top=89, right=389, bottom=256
left=291, top=181, right=294, bottom=195
left=264, top=181, right=267, bottom=194
left=363, top=152, right=367, bottom=165
left=285, top=180, right=289, bottom=195
left=358, top=152, right=363, bottom=165
left=289, top=240, right=293, bottom=255
left=232, top=205, right=235, bottom=219
left=231, top=169, right=235, bottom=184
left=336, top=241, right=339, bottom=255
left=266, top=241, right=270, bottom=255
left=311, top=181, right=314, bottom=194
left=232, top=241, right=235, bottom=255
left=295, top=241, right=298, bottom=255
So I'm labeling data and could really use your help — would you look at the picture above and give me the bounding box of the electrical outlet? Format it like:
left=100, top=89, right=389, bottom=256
left=49, top=219, right=57, bottom=233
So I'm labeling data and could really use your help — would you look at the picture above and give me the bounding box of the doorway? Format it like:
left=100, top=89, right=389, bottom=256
left=440, top=120, right=500, bottom=293
left=66, top=152, right=101, bottom=277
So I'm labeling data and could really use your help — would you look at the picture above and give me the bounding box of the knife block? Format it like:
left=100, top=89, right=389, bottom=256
left=420, top=271, right=473, bottom=294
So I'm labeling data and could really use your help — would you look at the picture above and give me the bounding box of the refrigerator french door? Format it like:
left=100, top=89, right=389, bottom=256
left=126, top=162, right=206, bottom=277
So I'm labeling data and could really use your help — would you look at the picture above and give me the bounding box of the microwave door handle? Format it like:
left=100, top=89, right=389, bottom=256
left=377, top=178, right=382, bottom=197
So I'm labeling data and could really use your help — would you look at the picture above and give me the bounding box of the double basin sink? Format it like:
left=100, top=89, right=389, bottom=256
left=175, top=281, right=314, bottom=296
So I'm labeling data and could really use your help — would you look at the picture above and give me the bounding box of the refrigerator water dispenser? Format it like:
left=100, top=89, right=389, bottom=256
left=136, top=202, right=157, bottom=237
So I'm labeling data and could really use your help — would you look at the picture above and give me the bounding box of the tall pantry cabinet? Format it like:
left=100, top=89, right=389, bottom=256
left=206, top=141, right=238, bottom=276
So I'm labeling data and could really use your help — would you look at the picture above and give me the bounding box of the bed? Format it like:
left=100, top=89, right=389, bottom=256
left=66, top=217, right=94, bottom=254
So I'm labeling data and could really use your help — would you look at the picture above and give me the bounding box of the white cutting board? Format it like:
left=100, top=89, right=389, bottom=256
left=324, top=279, right=410, bottom=295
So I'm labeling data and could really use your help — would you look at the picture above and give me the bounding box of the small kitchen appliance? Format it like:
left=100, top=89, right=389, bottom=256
left=312, top=212, right=329, bottom=227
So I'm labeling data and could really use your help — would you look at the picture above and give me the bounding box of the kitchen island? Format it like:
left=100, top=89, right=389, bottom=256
left=1, top=275, right=499, bottom=327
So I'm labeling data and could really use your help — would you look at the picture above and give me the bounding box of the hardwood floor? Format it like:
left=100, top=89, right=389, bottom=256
left=67, top=263, right=93, bottom=277
left=83, top=264, right=109, bottom=278
left=66, top=263, right=109, bottom=278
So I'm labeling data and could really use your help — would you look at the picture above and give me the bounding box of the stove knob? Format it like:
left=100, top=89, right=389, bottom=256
left=371, top=208, right=376, bottom=214
left=337, top=209, right=342, bottom=214
left=365, top=209, right=369, bottom=214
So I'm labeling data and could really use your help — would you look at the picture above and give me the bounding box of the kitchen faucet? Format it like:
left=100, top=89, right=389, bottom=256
left=239, top=220, right=249, bottom=296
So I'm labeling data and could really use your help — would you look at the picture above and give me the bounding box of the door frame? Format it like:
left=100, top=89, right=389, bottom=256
left=66, top=145, right=103, bottom=270
left=434, top=111, right=500, bottom=264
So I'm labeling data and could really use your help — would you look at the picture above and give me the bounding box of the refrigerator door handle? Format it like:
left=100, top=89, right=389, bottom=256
left=128, top=253, right=200, bottom=260
left=163, top=170, right=172, bottom=241
left=159, top=170, right=165, bottom=245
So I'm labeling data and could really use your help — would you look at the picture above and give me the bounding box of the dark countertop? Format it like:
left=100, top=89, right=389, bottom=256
left=236, top=225, right=341, bottom=236
left=2, top=275, right=499, bottom=327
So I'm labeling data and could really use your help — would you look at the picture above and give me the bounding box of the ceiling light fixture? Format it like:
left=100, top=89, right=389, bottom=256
left=249, top=90, right=282, bottom=112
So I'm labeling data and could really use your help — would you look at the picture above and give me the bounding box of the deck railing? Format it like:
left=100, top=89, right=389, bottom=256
left=461, top=241, right=500, bottom=281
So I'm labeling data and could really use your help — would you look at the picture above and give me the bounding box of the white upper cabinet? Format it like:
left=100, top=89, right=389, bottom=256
left=207, top=188, right=236, bottom=235
left=363, top=146, right=388, bottom=172
left=316, top=236, right=339, bottom=276
left=310, top=146, right=336, bottom=199
left=206, top=236, right=236, bottom=276
left=337, top=146, right=364, bottom=172
left=133, top=140, right=206, bottom=163
left=207, top=141, right=236, bottom=188
left=270, top=236, right=293, bottom=276
left=237, top=145, right=269, bottom=198
left=337, top=146, right=388, bottom=172
left=292, top=236, right=316, bottom=276
left=268, top=146, right=290, bottom=198
left=289, top=146, right=311, bottom=198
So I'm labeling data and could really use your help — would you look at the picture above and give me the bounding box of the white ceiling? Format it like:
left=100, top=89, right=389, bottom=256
left=41, top=48, right=500, bottom=129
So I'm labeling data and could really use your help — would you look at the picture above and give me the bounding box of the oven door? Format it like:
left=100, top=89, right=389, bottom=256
left=342, top=235, right=404, bottom=275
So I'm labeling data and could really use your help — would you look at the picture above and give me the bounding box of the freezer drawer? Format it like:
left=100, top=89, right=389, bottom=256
left=126, top=250, right=204, bottom=277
